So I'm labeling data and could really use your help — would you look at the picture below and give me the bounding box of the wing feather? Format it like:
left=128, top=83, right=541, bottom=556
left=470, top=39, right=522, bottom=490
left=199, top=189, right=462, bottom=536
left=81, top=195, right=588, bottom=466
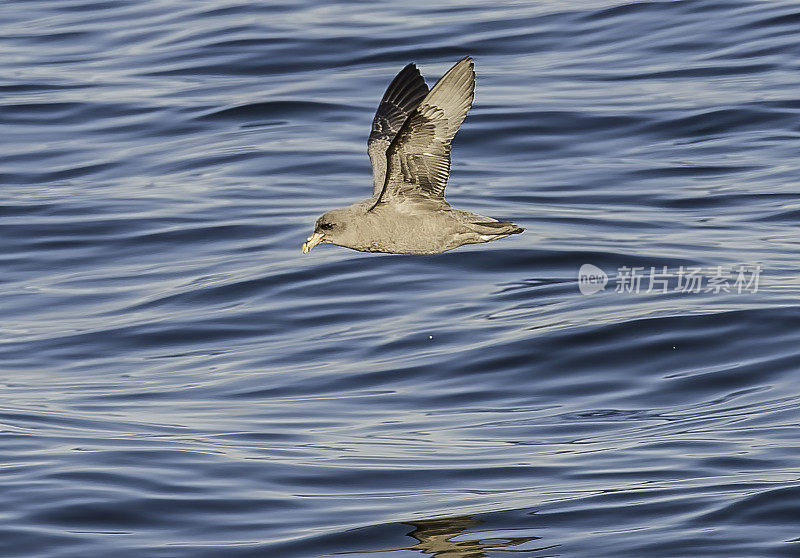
left=371, top=57, right=475, bottom=207
left=367, top=63, right=428, bottom=196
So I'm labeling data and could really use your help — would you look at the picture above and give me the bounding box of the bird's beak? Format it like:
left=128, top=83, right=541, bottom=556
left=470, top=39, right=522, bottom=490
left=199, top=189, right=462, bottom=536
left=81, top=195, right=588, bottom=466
left=301, top=232, right=325, bottom=254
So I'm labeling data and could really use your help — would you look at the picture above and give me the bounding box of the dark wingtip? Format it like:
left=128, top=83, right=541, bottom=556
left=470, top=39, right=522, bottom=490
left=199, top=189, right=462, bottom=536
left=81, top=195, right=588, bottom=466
left=379, top=61, right=428, bottom=105
left=399, top=62, right=418, bottom=75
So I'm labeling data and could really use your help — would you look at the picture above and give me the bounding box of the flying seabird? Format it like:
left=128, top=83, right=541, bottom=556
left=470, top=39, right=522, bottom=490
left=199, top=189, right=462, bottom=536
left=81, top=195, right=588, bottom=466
left=302, top=56, right=523, bottom=255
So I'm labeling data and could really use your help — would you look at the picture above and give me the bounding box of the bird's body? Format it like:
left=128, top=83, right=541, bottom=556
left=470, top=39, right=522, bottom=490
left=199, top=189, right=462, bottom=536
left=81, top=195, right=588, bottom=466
left=302, top=57, right=523, bottom=255
left=316, top=199, right=521, bottom=254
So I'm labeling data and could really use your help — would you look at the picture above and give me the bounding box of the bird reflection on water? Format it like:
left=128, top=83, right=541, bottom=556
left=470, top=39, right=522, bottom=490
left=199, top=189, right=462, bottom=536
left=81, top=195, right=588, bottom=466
left=348, top=515, right=553, bottom=557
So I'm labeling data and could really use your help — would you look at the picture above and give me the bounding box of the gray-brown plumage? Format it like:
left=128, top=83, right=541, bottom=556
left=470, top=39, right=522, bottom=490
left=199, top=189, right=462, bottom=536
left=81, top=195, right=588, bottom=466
left=302, top=57, right=523, bottom=255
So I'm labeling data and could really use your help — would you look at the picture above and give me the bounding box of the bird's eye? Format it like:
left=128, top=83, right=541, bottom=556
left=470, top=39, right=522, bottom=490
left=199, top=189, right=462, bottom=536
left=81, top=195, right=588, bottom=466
left=319, top=222, right=334, bottom=231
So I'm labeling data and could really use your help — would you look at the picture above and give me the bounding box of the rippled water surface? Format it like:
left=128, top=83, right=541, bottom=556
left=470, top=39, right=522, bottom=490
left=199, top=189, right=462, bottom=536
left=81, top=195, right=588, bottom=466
left=3, top=1, right=800, bottom=556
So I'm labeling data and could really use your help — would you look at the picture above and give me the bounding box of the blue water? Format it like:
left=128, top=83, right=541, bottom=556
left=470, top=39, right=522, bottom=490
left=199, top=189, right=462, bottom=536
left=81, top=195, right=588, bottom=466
left=3, top=1, right=800, bottom=556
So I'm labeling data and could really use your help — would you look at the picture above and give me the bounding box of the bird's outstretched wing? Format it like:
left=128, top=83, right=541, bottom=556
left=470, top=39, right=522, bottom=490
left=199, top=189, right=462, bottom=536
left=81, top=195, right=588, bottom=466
left=367, top=63, right=429, bottom=197
left=371, top=57, right=474, bottom=208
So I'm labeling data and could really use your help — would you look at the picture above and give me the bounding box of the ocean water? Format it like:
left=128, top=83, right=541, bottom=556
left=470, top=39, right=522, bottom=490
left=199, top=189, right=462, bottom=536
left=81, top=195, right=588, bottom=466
left=2, top=1, right=800, bottom=556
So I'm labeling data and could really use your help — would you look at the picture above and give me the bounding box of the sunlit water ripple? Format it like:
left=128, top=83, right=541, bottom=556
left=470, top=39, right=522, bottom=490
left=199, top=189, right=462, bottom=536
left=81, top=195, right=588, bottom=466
left=2, top=1, right=800, bottom=556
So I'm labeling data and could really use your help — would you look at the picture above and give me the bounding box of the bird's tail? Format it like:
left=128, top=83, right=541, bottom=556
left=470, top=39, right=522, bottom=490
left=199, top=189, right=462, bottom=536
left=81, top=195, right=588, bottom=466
left=471, top=219, right=525, bottom=238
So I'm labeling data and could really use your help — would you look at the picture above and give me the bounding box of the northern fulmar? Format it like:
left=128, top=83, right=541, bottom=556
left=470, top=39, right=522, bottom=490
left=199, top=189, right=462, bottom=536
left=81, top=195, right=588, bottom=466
left=302, top=56, right=523, bottom=255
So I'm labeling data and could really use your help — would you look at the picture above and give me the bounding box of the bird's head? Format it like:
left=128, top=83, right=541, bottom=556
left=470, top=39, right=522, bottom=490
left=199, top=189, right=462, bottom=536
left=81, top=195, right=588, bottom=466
left=301, top=209, right=352, bottom=253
